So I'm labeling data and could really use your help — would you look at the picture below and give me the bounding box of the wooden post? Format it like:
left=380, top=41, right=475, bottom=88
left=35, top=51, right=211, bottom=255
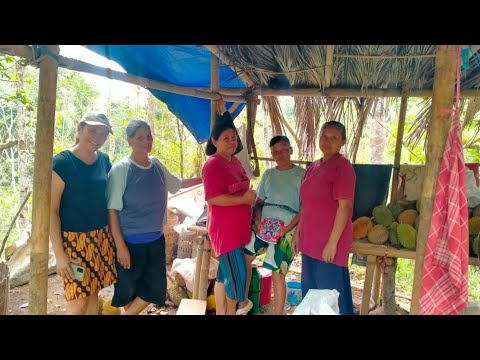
left=192, top=236, right=204, bottom=299
left=383, top=89, right=409, bottom=315
left=210, top=53, right=220, bottom=130
left=360, top=255, right=377, bottom=315
left=246, top=93, right=260, bottom=177
left=0, top=262, right=9, bottom=315
left=28, top=45, right=59, bottom=315
left=198, top=239, right=212, bottom=300
left=410, top=45, right=459, bottom=314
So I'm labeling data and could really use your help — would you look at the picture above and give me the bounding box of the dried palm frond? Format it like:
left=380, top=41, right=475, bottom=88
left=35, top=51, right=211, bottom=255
left=348, top=98, right=375, bottom=162
left=261, top=96, right=286, bottom=136
left=294, top=96, right=321, bottom=159
left=462, top=97, right=480, bottom=130
left=405, top=98, right=431, bottom=149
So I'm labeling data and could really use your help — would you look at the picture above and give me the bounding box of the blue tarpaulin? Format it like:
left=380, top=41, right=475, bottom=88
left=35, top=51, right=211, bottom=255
left=85, top=45, right=247, bottom=143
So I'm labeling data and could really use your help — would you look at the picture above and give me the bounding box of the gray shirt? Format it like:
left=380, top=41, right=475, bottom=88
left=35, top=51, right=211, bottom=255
left=106, top=156, right=181, bottom=240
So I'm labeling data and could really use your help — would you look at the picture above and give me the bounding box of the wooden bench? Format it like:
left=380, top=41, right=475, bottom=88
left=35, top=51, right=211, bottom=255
left=351, top=240, right=480, bottom=315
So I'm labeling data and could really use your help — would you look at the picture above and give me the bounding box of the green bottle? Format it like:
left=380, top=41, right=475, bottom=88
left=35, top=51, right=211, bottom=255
left=248, top=264, right=261, bottom=315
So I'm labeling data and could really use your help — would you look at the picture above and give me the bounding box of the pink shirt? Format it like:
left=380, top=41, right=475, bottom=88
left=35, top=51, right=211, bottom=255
left=202, top=154, right=251, bottom=256
left=299, top=154, right=356, bottom=267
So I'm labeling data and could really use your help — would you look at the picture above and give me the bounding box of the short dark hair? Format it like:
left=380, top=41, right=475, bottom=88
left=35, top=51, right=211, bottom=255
left=269, top=135, right=291, bottom=148
left=126, top=119, right=150, bottom=139
left=320, top=121, right=346, bottom=140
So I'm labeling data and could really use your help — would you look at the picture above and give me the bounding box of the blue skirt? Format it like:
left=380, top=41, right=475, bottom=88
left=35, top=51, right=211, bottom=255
left=301, top=254, right=354, bottom=315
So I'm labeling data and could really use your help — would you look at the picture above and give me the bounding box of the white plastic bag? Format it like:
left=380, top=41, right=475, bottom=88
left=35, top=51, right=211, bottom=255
left=292, top=289, right=340, bottom=315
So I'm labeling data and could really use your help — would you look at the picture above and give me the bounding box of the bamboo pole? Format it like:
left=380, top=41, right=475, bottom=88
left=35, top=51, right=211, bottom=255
left=360, top=255, right=376, bottom=315
left=198, top=239, right=211, bottom=300
left=382, top=89, right=409, bottom=315
left=28, top=45, right=59, bottom=315
left=192, top=236, right=204, bottom=299
left=211, top=54, right=220, bottom=129
left=325, top=45, right=334, bottom=88
left=246, top=93, right=260, bottom=177
left=410, top=45, right=459, bottom=315
left=204, top=45, right=255, bottom=87
left=0, top=45, right=245, bottom=104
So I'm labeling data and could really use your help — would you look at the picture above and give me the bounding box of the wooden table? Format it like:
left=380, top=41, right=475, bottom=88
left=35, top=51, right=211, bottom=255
left=351, top=240, right=480, bottom=315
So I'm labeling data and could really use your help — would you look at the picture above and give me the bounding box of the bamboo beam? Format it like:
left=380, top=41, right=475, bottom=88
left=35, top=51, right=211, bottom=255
left=228, top=102, right=242, bottom=113
left=0, top=45, right=245, bottom=104
left=325, top=45, right=335, bottom=88
left=211, top=54, right=220, bottom=130
left=28, top=45, right=60, bottom=315
left=204, top=45, right=255, bottom=87
left=194, top=86, right=480, bottom=98
left=410, top=45, right=459, bottom=315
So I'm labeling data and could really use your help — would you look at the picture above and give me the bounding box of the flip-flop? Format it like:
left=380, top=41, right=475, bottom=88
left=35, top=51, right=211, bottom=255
left=235, top=299, right=253, bottom=315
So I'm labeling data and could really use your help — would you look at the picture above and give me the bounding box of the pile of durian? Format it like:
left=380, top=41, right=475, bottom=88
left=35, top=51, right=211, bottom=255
left=353, top=201, right=419, bottom=250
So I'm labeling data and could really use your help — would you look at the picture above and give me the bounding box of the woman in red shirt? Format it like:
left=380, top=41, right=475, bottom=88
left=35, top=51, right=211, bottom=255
left=292, top=121, right=356, bottom=315
left=202, top=111, right=256, bottom=315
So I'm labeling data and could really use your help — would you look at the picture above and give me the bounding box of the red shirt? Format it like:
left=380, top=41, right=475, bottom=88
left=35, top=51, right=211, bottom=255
left=202, top=154, right=251, bottom=256
left=299, top=154, right=356, bottom=267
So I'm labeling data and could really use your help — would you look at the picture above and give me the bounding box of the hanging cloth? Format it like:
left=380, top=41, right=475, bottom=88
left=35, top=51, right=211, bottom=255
left=419, top=46, right=469, bottom=315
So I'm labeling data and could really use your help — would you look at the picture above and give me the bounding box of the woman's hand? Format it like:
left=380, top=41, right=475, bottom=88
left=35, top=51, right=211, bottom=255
left=116, top=243, right=131, bottom=269
left=322, top=241, right=337, bottom=263
left=56, top=253, right=80, bottom=282
left=242, top=189, right=256, bottom=205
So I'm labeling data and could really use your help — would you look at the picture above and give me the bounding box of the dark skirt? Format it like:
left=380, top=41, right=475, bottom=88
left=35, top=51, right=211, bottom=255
left=61, top=225, right=117, bottom=301
left=301, top=253, right=354, bottom=315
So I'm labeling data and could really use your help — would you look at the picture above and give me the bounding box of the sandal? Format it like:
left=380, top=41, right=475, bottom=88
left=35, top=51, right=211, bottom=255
left=235, top=299, right=253, bottom=315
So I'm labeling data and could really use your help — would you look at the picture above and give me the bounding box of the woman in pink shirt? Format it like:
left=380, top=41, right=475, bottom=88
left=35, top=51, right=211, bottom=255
left=202, top=110, right=256, bottom=315
left=292, top=121, right=356, bottom=315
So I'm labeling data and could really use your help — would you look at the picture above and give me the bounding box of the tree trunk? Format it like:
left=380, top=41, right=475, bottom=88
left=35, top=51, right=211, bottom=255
left=15, top=62, right=30, bottom=232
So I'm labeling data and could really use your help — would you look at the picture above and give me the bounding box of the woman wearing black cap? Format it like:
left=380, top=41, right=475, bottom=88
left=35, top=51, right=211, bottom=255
left=50, top=113, right=117, bottom=315
left=202, top=110, right=256, bottom=315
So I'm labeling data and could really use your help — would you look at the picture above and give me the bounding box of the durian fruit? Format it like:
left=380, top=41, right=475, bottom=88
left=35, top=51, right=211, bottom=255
left=167, top=284, right=189, bottom=307
left=389, top=222, right=401, bottom=248
left=414, top=216, right=420, bottom=230
left=367, top=224, right=389, bottom=245
left=398, top=209, right=419, bottom=226
left=372, top=205, right=393, bottom=227
left=397, top=223, right=417, bottom=250
left=353, top=216, right=374, bottom=239
left=469, top=216, right=480, bottom=237
left=472, top=233, right=480, bottom=257
left=387, top=202, right=406, bottom=222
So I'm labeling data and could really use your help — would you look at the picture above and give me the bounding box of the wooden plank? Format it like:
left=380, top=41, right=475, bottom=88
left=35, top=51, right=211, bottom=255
left=0, top=263, right=10, bottom=315
left=360, top=255, right=377, bottom=315
left=176, top=299, right=207, bottom=315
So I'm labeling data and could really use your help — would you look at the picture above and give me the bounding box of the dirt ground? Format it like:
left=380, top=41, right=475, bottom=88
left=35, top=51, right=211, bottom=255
left=6, top=256, right=410, bottom=315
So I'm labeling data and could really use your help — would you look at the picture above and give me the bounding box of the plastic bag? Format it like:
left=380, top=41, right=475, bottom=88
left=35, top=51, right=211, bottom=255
left=292, top=289, right=340, bottom=315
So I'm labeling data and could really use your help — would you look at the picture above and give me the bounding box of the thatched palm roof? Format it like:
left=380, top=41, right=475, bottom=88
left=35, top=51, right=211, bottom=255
left=218, top=45, right=480, bottom=158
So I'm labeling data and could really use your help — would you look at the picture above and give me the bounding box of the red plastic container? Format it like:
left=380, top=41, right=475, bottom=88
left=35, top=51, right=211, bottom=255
left=258, top=266, right=273, bottom=305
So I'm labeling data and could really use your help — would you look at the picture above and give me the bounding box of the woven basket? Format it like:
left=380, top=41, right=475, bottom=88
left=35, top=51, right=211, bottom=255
left=164, top=209, right=179, bottom=264
left=177, top=231, right=197, bottom=259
